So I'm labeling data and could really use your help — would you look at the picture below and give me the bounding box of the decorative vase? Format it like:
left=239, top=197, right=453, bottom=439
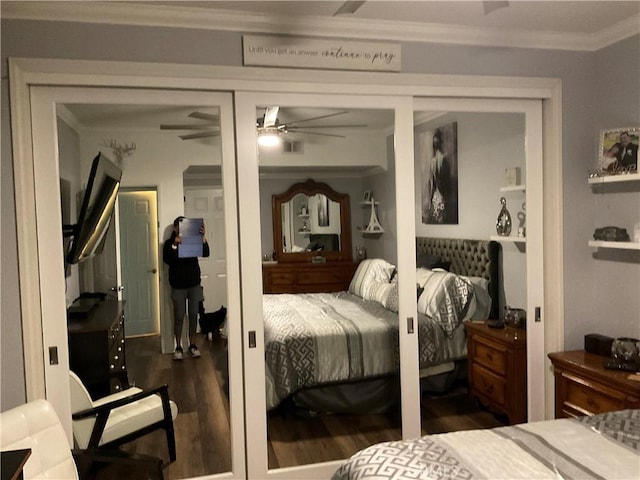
left=496, top=197, right=512, bottom=236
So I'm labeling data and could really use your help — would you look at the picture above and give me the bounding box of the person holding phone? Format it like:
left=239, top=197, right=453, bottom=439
left=163, top=216, right=210, bottom=360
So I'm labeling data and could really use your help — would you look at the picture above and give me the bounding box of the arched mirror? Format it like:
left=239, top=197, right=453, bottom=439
left=272, top=179, right=352, bottom=263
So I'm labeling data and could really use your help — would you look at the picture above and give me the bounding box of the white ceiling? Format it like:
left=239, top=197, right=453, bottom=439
left=153, top=1, right=639, bottom=35
left=4, top=1, right=639, bottom=51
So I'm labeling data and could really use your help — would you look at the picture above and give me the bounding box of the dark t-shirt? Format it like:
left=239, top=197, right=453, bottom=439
left=162, top=233, right=210, bottom=289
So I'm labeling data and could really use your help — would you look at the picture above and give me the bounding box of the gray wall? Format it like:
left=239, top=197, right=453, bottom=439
left=1, top=17, right=638, bottom=409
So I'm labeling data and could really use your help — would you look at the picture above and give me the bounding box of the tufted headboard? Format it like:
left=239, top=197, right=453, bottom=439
left=416, top=237, right=500, bottom=319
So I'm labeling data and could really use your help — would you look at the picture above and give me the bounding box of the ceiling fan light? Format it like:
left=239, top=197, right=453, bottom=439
left=258, top=133, right=281, bottom=147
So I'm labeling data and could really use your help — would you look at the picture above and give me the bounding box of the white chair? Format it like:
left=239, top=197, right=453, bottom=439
left=1, top=398, right=79, bottom=479
left=0, top=398, right=165, bottom=480
left=69, top=371, right=178, bottom=463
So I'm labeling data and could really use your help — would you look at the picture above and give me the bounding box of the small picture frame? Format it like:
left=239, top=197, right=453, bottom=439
left=362, top=190, right=372, bottom=202
left=598, top=127, right=639, bottom=174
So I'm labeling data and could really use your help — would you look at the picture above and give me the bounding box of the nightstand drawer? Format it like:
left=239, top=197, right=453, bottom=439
left=474, top=338, right=507, bottom=375
left=473, top=364, right=506, bottom=406
left=562, top=372, right=628, bottom=415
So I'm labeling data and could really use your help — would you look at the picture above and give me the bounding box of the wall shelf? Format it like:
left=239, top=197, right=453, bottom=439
left=490, top=235, right=526, bottom=244
left=588, top=172, right=640, bottom=184
left=360, top=197, right=384, bottom=236
left=588, top=240, right=640, bottom=250
left=500, top=185, right=525, bottom=192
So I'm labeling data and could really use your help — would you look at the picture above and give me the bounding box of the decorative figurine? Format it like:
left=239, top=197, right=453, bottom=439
left=517, top=202, right=526, bottom=237
left=496, top=197, right=512, bottom=236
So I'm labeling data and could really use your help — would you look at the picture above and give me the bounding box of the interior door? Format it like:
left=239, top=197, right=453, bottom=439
left=91, top=206, right=122, bottom=301
left=29, top=86, right=246, bottom=478
left=185, top=188, right=227, bottom=312
left=118, top=189, right=160, bottom=337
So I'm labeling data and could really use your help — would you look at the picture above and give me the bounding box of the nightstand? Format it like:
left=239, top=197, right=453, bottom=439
left=548, top=350, right=640, bottom=418
left=465, top=321, right=527, bottom=425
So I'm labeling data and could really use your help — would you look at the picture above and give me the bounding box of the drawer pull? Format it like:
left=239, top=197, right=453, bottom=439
left=485, top=353, right=493, bottom=361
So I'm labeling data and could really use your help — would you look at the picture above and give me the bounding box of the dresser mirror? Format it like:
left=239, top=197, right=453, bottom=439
left=273, top=179, right=352, bottom=263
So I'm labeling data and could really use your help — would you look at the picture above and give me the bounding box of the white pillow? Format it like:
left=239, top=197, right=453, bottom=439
left=370, top=281, right=399, bottom=312
left=415, top=267, right=432, bottom=287
left=349, top=259, right=396, bottom=300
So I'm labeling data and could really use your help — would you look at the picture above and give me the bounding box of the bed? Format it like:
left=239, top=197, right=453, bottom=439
left=332, top=409, right=640, bottom=480
left=263, top=238, right=500, bottom=412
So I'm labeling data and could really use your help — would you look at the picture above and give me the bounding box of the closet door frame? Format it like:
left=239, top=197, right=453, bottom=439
left=10, top=58, right=563, bottom=480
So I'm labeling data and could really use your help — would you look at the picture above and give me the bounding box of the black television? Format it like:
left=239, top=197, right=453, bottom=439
left=64, top=152, right=122, bottom=265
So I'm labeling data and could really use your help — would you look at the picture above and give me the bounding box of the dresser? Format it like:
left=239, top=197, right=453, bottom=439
left=67, top=300, right=128, bottom=399
left=548, top=350, right=640, bottom=418
left=465, top=321, right=527, bottom=425
left=262, top=261, right=359, bottom=294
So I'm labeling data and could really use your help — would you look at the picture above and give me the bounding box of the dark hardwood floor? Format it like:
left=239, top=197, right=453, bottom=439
left=112, top=334, right=506, bottom=479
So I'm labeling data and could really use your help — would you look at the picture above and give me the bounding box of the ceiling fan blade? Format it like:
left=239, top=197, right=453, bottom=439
left=179, top=131, right=219, bottom=140
left=483, top=1, right=509, bottom=15
left=287, top=124, right=368, bottom=129
left=188, top=111, right=219, bottom=122
left=285, top=111, right=349, bottom=127
left=333, top=1, right=366, bottom=16
left=263, top=106, right=280, bottom=128
left=288, top=130, right=346, bottom=138
left=160, top=124, right=213, bottom=130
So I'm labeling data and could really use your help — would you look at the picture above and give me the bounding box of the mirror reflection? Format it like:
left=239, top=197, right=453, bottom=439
left=57, top=103, right=232, bottom=479
left=281, top=193, right=341, bottom=253
left=258, top=105, right=402, bottom=470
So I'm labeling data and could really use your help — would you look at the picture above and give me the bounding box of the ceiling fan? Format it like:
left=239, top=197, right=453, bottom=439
left=161, top=107, right=367, bottom=142
left=257, top=106, right=367, bottom=142
left=333, top=0, right=509, bottom=17
left=160, top=111, right=220, bottom=140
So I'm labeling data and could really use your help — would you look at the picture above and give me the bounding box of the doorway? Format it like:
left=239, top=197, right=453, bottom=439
left=118, top=188, right=160, bottom=337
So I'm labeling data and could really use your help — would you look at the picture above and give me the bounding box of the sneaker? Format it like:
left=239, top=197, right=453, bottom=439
left=188, top=344, right=201, bottom=358
left=172, top=346, right=183, bottom=361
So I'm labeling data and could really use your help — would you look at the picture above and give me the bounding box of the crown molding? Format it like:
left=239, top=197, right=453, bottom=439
left=3, top=2, right=639, bottom=52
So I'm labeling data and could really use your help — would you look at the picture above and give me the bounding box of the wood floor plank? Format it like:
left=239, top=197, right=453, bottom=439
left=118, top=335, right=507, bottom=478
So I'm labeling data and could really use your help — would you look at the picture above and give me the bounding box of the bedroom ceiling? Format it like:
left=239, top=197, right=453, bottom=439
left=4, top=1, right=639, bottom=50
left=149, top=1, right=639, bottom=35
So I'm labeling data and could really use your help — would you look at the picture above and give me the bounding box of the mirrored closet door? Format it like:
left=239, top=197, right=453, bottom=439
left=413, top=98, right=545, bottom=429
left=235, top=92, right=419, bottom=479
left=29, top=87, right=246, bottom=479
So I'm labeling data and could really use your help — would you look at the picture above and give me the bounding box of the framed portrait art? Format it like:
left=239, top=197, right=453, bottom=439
left=598, top=127, right=639, bottom=174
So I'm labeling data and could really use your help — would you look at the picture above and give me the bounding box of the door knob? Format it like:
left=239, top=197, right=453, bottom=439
left=149, top=268, right=157, bottom=274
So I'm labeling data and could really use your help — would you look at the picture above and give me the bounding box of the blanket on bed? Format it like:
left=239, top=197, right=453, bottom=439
left=263, top=292, right=468, bottom=410
left=332, top=409, right=640, bottom=480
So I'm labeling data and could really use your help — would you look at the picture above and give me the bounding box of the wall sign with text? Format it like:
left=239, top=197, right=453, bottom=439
left=243, top=35, right=401, bottom=72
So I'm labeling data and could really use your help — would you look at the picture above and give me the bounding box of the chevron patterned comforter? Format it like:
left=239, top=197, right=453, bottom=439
left=332, top=409, right=640, bottom=480
left=263, top=292, right=467, bottom=410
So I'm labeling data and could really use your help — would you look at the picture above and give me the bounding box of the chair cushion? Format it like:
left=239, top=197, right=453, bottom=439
left=100, top=392, right=178, bottom=446
left=0, top=399, right=79, bottom=479
left=71, top=386, right=178, bottom=448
